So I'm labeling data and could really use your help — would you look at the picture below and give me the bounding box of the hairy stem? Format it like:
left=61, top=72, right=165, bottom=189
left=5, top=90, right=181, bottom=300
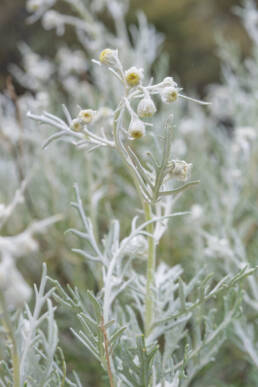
left=143, top=201, right=156, bottom=337
left=113, top=107, right=156, bottom=336
left=85, top=152, right=103, bottom=288
left=0, top=293, right=20, bottom=387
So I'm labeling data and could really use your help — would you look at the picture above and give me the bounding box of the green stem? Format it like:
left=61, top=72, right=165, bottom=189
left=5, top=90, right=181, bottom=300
left=0, top=292, right=20, bottom=386
left=113, top=108, right=156, bottom=336
left=143, top=201, right=156, bottom=337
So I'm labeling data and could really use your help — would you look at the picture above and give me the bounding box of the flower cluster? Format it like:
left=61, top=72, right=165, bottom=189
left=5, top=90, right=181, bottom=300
left=70, top=109, right=97, bottom=132
left=97, top=48, right=208, bottom=141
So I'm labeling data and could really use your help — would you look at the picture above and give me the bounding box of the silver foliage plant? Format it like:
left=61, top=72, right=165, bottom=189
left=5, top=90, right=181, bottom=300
left=0, top=0, right=257, bottom=386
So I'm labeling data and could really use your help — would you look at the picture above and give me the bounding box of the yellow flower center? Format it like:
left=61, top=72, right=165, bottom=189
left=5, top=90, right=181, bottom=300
left=82, top=113, right=91, bottom=122
left=131, top=130, right=143, bottom=139
left=126, top=73, right=140, bottom=86
left=73, top=123, right=81, bottom=132
left=169, top=90, right=178, bottom=102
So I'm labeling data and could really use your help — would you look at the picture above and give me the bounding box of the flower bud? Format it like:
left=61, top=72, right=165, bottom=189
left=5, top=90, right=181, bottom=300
left=123, top=236, right=148, bottom=258
left=137, top=96, right=156, bottom=118
left=128, top=117, right=146, bottom=139
left=78, top=109, right=96, bottom=124
left=163, top=76, right=177, bottom=86
left=161, top=86, right=179, bottom=103
left=42, top=10, right=59, bottom=29
left=125, top=66, right=144, bottom=87
left=99, top=48, right=118, bottom=66
left=70, top=118, right=83, bottom=132
left=168, top=160, right=192, bottom=181
left=26, top=0, right=41, bottom=12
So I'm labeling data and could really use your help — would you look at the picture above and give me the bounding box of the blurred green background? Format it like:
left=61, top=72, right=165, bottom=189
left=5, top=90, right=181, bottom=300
left=0, top=0, right=250, bottom=93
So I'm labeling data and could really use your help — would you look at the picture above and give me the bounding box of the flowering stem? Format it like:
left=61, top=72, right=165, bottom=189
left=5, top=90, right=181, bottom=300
left=143, top=201, right=156, bottom=337
left=0, top=293, right=20, bottom=387
left=113, top=107, right=156, bottom=336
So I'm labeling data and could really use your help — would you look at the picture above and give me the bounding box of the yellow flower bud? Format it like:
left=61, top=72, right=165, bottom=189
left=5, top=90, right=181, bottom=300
left=125, top=66, right=143, bottom=87
left=70, top=118, right=83, bottom=132
left=161, top=87, right=179, bottom=103
left=99, top=48, right=118, bottom=66
left=137, top=96, right=157, bottom=118
left=128, top=117, right=146, bottom=139
left=78, top=109, right=96, bottom=124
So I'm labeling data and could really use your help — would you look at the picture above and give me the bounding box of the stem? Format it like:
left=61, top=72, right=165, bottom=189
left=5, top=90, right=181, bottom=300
left=85, top=152, right=103, bottom=289
left=143, top=201, right=156, bottom=337
left=113, top=107, right=156, bottom=336
left=85, top=152, right=99, bottom=243
left=101, top=317, right=115, bottom=387
left=0, top=292, right=20, bottom=386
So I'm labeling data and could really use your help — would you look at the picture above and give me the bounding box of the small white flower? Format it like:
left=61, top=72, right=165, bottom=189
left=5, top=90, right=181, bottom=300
left=125, top=66, right=144, bottom=87
left=26, top=0, right=41, bottom=12
left=78, top=109, right=96, bottom=124
left=137, top=95, right=156, bottom=118
left=128, top=117, right=146, bottom=139
left=161, top=86, right=179, bottom=103
left=99, top=48, right=118, bottom=66
left=70, top=118, right=83, bottom=132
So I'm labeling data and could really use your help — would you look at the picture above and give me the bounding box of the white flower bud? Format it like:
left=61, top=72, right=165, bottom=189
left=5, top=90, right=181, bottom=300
left=123, top=236, right=147, bottom=258
left=128, top=117, right=146, bottom=139
left=168, top=160, right=192, bottom=181
left=26, top=0, right=41, bottom=12
left=78, top=109, right=96, bottom=124
left=125, top=66, right=144, bottom=87
left=99, top=48, right=118, bottom=66
left=70, top=118, right=83, bottom=132
left=161, top=86, right=179, bottom=103
left=161, top=77, right=178, bottom=88
left=42, top=10, right=64, bottom=35
left=137, top=96, right=156, bottom=118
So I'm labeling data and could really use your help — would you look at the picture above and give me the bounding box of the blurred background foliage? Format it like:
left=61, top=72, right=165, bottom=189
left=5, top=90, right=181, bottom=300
left=0, top=0, right=251, bottom=93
